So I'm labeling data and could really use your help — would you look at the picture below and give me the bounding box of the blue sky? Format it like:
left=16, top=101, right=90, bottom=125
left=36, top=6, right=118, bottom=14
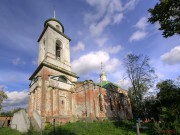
left=0, top=0, right=180, bottom=111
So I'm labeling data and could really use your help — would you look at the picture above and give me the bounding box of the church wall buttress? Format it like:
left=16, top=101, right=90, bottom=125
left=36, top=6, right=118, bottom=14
left=28, top=93, right=33, bottom=116
left=46, top=87, right=52, bottom=116
left=53, top=89, right=58, bottom=116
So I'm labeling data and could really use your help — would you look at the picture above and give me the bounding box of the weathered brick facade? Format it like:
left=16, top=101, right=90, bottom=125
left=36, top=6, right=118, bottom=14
left=28, top=18, right=133, bottom=124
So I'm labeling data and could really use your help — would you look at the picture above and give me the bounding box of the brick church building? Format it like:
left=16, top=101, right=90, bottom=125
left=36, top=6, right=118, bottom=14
left=28, top=17, right=133, bottom=124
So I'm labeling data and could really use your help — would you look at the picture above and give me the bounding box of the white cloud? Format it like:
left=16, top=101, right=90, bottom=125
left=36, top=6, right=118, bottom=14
left=129, top=30, right=147, bottom=42
left=84, top=0, right=140, bottom=39
left=12, top=58, right=25, bottom=66
left=161, top=45, right=180, bottom=65
left=129, top=16, right=149, bottom=42
left=72, top=42, right=85, bottom=52
left=95, top=37, right=108, bottom=47
left=106, top=45, right=122, bottom=54
left=134, top=17, right=148, bottom=30
left=2, top=90, right=29, bottom=111
left=0, top=71, right=29, bottom=84
left=84, top=0, right=111, bottom=24
left=113, top=13, right=124, bottom=24
left=72, top=51, right=121, bottom=75
left=123, top=0, right=139, bottom=11
left=89, top=15, right=111, bottom=36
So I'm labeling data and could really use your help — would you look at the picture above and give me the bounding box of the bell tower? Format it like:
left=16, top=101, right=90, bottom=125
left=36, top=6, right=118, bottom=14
left=38, top=17, right=71, bottom=71
left=28, top=16, right=78, bottom=120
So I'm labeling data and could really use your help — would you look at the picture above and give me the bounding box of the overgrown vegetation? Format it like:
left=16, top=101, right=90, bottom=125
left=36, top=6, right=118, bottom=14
left=0, top=120, right=154, bottom=135
left=144, top=79, right=180, bottom=134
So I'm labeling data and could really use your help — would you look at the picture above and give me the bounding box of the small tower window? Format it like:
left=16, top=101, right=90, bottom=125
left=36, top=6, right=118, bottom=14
left=56, top=40, right=62, bottom=60
left=43, top=38, right=45, bottom=45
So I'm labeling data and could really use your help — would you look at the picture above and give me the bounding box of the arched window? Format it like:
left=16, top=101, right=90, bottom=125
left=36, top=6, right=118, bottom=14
left=56, top=40, right=62, bottom=60
left=99, top=94, right=103, bottom=111
left=58, top=76, right=67, bottom=83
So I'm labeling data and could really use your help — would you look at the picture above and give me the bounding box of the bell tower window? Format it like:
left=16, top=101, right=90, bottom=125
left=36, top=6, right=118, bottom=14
left=56, top=40, right=62, bottom=60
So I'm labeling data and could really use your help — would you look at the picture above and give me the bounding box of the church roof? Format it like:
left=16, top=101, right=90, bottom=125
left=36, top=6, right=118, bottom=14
left=97, top=81, right=125, bottom=90
left=44, top=18, right=64, bottom=33
left=38, top=22, right=71, bottom=42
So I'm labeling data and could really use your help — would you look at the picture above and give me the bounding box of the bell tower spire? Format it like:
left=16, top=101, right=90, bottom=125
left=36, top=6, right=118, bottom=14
left=53, top=5, right=56, bottom=18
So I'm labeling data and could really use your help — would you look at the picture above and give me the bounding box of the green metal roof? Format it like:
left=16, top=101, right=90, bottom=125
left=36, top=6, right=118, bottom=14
left=96, top=81, right=121, bottom=89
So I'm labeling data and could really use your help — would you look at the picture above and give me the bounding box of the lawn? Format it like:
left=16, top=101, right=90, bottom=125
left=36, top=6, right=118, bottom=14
left=0, top=120, right=154, bottom=135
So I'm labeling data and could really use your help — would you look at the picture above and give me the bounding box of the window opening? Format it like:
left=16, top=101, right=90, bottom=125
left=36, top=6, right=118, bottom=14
left=99, top=94, right=103, bottom=111
left=56, top=40, right=62, bottom=60
left=110, top=97, right=113, bottom=111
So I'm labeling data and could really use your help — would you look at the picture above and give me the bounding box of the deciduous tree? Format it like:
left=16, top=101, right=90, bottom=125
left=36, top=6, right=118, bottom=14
left=123, top=54, right=156, bottom=117
left=148, top=0, right=180, bottom=38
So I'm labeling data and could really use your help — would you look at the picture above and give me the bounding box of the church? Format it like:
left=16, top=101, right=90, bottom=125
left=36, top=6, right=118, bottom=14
left=28, top=16, right=133, bottom=124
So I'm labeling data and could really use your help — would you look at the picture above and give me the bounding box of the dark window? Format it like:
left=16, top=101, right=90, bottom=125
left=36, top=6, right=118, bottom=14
left=119, top=94, right=125, bottom=109
left=110, top=97, right=113, bottom=111
left=58, top=76, right=67, bottom=83
left=99, top=94, right=103, bottom=111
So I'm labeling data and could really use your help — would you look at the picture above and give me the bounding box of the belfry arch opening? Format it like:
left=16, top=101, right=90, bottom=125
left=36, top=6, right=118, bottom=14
left=56, top=40, right=62, bottom=60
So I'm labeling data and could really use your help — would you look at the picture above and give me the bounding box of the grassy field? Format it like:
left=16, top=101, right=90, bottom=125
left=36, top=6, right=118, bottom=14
left=0, top=120, right=154, bottom=135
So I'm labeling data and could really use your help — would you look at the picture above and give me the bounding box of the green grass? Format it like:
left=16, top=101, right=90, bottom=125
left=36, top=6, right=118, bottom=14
left=0, top=127, right=21, bottom=135
left=0, top=120, right=154, bottom=135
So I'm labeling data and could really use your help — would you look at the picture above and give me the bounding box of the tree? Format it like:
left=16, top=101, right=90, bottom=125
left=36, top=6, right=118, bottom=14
left=123, top=54, right=156, bottom=117
left=156, top=79, right=180, bottom=133
left=148, top=0, right=180, bottom=38
left=0, top=88, right=8, bottom=111
left=157, top=79, right=180, bottom=114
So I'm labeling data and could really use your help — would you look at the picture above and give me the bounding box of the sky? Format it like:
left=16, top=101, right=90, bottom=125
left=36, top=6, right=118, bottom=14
left=0, top=0, right=180, bottom=111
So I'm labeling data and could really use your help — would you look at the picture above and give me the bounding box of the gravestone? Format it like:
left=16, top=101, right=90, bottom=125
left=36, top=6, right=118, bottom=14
left=11, top=110, right=30, bottom=132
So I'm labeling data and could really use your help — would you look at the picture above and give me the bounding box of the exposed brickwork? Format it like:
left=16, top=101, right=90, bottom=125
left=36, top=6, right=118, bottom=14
left=29, top=69, right=133, bottom=123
